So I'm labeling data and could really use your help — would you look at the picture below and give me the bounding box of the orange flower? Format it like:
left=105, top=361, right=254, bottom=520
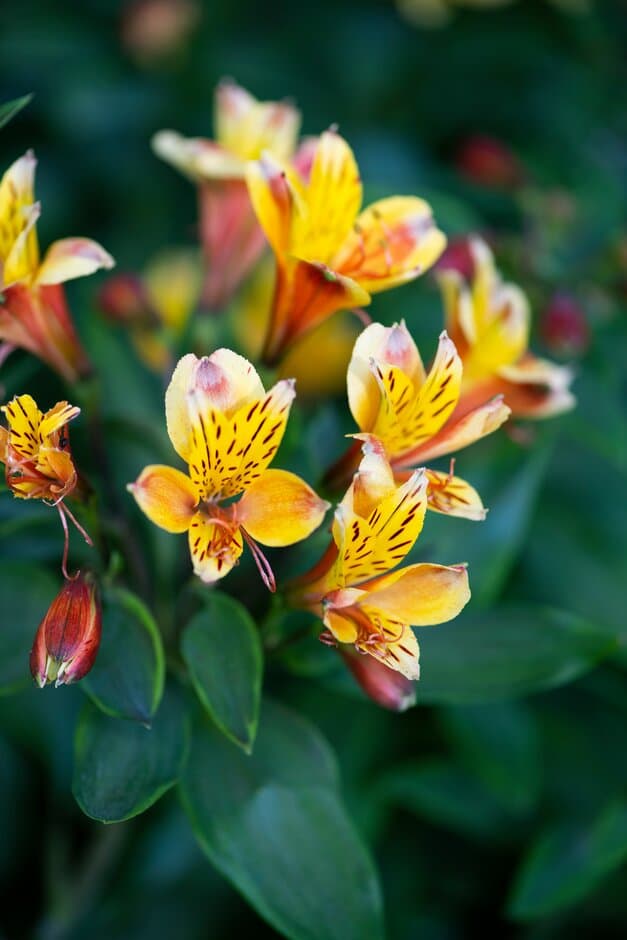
left=438, top=237, right=575, bottom=418
left=246, top=129, right=446, bottom=363
left=153, top=81, right=300, bottom=310
left=129, top=350, right=328, bottom=588
left=0, top=151, right=114, bottom=381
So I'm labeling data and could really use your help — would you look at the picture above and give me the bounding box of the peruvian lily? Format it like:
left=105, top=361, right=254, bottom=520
left=288, top=440, right=470, bottom=680
left=152, top=80, right=300, bottom=311
left=328, top=321, right=511, bottom=519
left=246, top=129, right=447, bottom=364
left=0, top=394, right=92, bottom=576
left=0, top=151, right=114, bottom=381
left=438, top=237, right=575, bottom=418
left=129, top=350, right=329, bottom=588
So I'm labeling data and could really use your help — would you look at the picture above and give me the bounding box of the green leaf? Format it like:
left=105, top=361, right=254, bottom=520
left=416, top=606, right=616, bottom=705
left=0, top=94, right=32, bottom=130
left=0, top=563, right=58, bottom=695
left=180, top=700, right=384, bottom=940
left=83, top=587, right=165, bottom=723
left=509, top=801, right=627, bottom=919
left=181, top=592, right=262, bottom=752
left=376, top=759, right=508, bottom=839
left=73, top=687, right=188, bottom=823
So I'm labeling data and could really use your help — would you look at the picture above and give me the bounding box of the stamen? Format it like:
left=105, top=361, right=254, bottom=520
left=240, top=526, right=276, bottom=593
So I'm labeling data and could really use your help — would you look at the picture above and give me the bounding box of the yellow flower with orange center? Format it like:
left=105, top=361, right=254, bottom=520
left=334, top=321, right=511, bottom=519
left=0, top=151, right=114, bottom=381
left=129, top=350, right=329, bottom=588
left=246, top=129, right=447, bottom=364
left=152, top=81, right=300, bottom=310
left=290, top=441, right=470, bottom=679
left=438, top=237, right=575, bottom=418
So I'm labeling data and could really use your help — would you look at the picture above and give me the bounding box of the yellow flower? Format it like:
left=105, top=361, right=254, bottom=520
left=0, top=151, right=114, bottom=381
left=246, top=129, right=447, bottom=363
left=152, top=81, right=300, bottom=310
left=290, top=441, right=470, bottom=679
left=438, top=237, right=575, bottom=418
left=0, top=394, right=79, bottom=503
left=337, top=321, right=511, bottom=519
left=129, top=350, right=329, bottom=588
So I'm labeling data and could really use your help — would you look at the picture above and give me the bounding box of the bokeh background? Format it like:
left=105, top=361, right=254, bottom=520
left=1, top=0, right=626, bottom=937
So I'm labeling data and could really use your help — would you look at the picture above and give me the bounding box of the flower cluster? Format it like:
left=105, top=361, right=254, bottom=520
left=0, top=80, right=575, bottom=706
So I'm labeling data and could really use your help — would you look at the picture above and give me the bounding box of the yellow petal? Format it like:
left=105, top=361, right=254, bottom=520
left=346, top=437, right=397, bottom=519
left=331, top=465, right=428, bottom=588
left=215, top=81, right=300, bottom=162
left=438, top=269, right=476, bottom=348
left=187, top=378, right=296, bottom=500
left=245, top=152, right=304, bottom=256
left=0, top=151, right=39, bottom=285
left=364, top=562, right=471, bottom=626
left=291, top=131, right=362, bottom=264
left=143, top=249, right=201, bottom=331
left=396, top=396, right=511, bottom=465
left=347, top=321, right=425, bottom=433
left=38, top=401, right=81, bottom=439
left=236, top=468, right=329, bottom=547
left=188, top=510, right=243, bottom=582
left=128, top=464, right=198, bottom=533
left=365, top=623, right=421, bottom=681
left=37, top=238, right=114, bottom=286
left=333, top=196, right=446, bottom=293
left=1, top=394, right=42, bottom=461
left=425, top=469, right=487, bottom=521
left=152, top=130, right=245, bottom=180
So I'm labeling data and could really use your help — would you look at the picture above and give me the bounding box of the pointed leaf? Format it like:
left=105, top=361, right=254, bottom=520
left=0, top=94, right=32, bottom=130
left=181, top=593, right=262, bottom=751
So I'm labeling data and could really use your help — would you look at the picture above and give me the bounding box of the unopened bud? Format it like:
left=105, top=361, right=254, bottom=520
left=341, top=649, right=416, bottom=712
left=456, top=135, right=525, bottom=189
left=30, top=572, right=102, bottom=688
left=98, top=273, right=156, bottom=327
left=540, top=293, right=589, bottom=357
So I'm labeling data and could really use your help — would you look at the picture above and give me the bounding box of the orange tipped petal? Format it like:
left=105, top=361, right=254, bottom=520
left=128, top=464, right=198, bottom=533
left=364, top=562, right=471, bottom=626
left=333, top=196, right=446, bottom=293
left=236, top=468, right=329, bottom=547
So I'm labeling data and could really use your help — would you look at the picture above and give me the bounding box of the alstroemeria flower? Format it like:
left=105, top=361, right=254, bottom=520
left=0, top=394, right=79, bottom=503
left=129, top=350, right=329, bottom=588
left=289, top=441, right=470, bottom=679
left=333, top=321, right=511, bottom=519
left=153, top=81, right=300, bottom=311
left=0, top=151, right=114, bottom=381
left=246, top=129, right=447, bottom=364
left=99, top=249, right=202, bottom=371
left=438, top=237, right=575, bottom=418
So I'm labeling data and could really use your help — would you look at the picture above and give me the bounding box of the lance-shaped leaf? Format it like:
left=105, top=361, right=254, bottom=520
left=180, top=700, right=385, bottom=940
left=181, top=592, right=263, bottom=752
left=0, top=94, right=32, bottom=131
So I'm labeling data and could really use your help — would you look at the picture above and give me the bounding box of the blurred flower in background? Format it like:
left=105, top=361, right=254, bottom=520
left=121, top=0, right=201, bottom=65
left=153, top=81, right=300, bottom=311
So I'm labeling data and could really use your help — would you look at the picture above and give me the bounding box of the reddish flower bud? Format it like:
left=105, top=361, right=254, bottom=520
left=341, top=649, right=416, bottom=712
left=455, top=135, right=525, bottom=189
left=98, top=273, right=156, bottom=327
left=540, top=293, right=589, bottom=357
left=30, top=572, right=102, bottom=688
left=435, top=236, right=477, bottom=280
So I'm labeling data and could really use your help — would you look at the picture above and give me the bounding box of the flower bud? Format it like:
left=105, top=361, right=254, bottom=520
left=455, top=135, right=525, bottom=189
left=98, top=273, right=155, bottom=326
left=540, top=293, right=589, bottom=357
left=341, top=649, right=416, bottom=712
left=30, top=572, right=102, bottom=688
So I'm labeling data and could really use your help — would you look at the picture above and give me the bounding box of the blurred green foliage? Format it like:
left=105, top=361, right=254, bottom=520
left=1, top=0, right=626, bottom=938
